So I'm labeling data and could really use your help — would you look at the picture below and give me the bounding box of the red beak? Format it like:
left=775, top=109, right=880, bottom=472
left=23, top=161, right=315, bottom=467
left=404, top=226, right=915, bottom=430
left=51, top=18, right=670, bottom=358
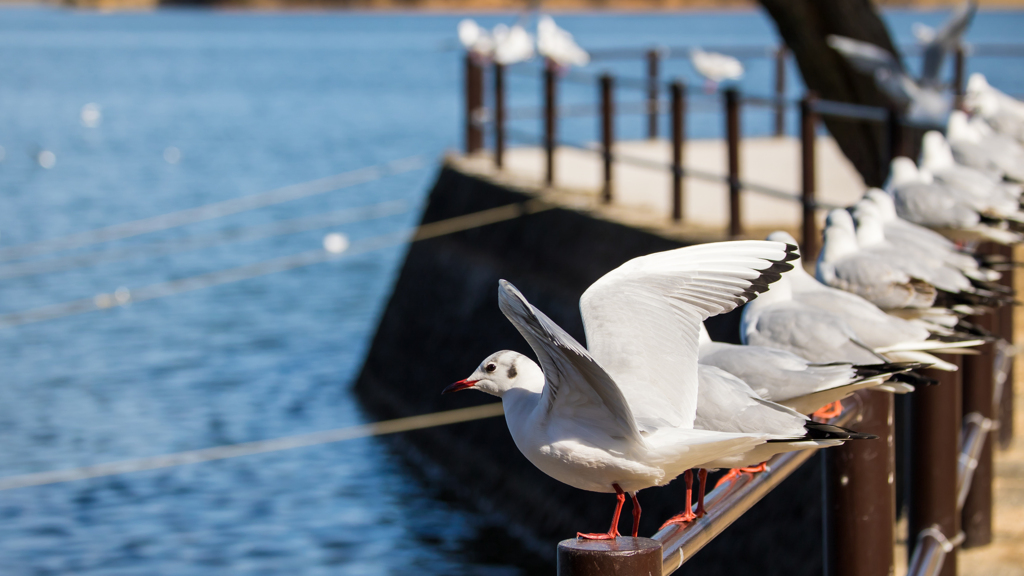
left=443, top=379, right=478, bottom=394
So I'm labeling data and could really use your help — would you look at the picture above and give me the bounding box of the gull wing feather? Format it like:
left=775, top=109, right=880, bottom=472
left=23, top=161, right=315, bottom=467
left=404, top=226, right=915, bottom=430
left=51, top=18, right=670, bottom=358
left=580, top=241, right=797, bottom=432
left=497, top=280, right=644, bottom=446
left=922, top=1, right=977, bottom=85
left=827, top=35, right=901, bottom=78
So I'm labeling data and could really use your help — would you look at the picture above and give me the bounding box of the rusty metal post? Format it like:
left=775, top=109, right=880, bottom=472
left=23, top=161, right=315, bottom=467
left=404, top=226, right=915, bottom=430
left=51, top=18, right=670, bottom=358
left=909, top=359, right=962, bottom=576
left=600, top=74, right=614, bottom=204
left=558, top=538, right=662, bottom=576
left=954, top=44, right=966, bottom=111
left=464, top=53, right=484, bottom=154
left=823, top=390, right=895, bottom=576
left=494, top=63, right=506, bottom=169
left=997, top=242, right=1015, bottom=448
left=725, top=88, right=742, bottom=238
left=800, top=93, right=818, bottom=259
left=647, top=49, right=660, bottom=140
left=774, top=46, right=787, bottom=137
left=671, top=81, right=686, bottom=223
left=544, top=60, right=557, bottom=187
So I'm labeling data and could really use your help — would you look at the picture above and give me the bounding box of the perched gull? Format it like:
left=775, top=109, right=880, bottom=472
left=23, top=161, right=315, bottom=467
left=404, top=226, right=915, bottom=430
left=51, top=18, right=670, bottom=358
left=920, top=131, right=1023, bottom=220
left=689, top=48, right=743, bottom=92
left=537, top=16, right=589, bottom=69
left=458, top=19, right=495, bottom=61
left=947, top=110, right=1024, bottom=182
left=965, top=73, right=1024, bottom=142
left=445, top=241, right=800, bottom=539
left=911, top=0, right=978, bottom=89
left=827, top=35, right=950, bottom=127
left=885, top=157, right=1024, bottom=244
left=698, top=323, right=920, bottom=416
left=492, top=23, right=535, bottom=65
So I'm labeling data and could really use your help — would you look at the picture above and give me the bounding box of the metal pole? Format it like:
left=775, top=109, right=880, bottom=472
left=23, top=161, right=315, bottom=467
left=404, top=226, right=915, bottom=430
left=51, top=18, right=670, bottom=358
left=544, top=60, right=557, bottom=187
left=601, top=74, right=614, bottom=204
left=494, top=63, right=506, bottom=169
left=774, top=46, right=787, bottom=137
left=647, top=49, right=660, bottom=140
left=725, top=88, right=742, bottom=238
left=997, top=242, right=1015, bottom=448
left=909, top=360, right=962, bottom=576
left=823, top=390, right=895, bottom=576
left=954, top=44, right=966, bottom=111
left=558, top=538, right=663, bottom=576
left=464, top=53, right=484, bottom=155
left=671, top=81, right=686, bottom=223
left=961, top=246, right=998, bottom=548
left=800, top=93, right=818, bottom=259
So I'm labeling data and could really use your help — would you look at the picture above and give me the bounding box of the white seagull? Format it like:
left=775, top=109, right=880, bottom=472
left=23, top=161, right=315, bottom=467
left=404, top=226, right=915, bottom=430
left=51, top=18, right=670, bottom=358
left=911, top=0, right=977, bottom=89
left=690, top=48, right=743, bottom=92
left=445, top=241, right=800, bottom=539
left=537, top=16, right=589, bottom=69
left=965, top=73, right=1024, bottom=143
left=947, top=111, right=1024, bottom=183
left=492, top=23, right=535, bottom=65
left=458, top=19, right=495, bottom=61
left=920, top=131, right=1023, bottom=219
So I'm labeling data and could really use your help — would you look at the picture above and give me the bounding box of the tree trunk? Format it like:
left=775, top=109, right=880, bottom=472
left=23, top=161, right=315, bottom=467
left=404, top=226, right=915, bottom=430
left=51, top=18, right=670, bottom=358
left=758, top=0, right=908, bottom=187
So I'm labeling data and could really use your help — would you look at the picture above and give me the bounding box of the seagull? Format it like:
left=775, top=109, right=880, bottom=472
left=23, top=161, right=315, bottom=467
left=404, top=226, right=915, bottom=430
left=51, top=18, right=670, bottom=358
left=947, top=110, right=1024, bottom=182
left=827, top=35, right=950, bottom=127
left=911, top=0, right=978, bottom=89
left=537, top=16, right=589, bottom=69
left=885, top=157, right=1024, bottom=244
left=689, top=48, right=743, bottom=92
left=698, top=323, right=920, bottom=417
left=445, top=241, right=800, bottom=539
left=492, top=23, right=535, bottom=65
left=965, top=73, right=1024, bottom=143
left=458, top=19, right=495, bottom=61
left=920, top=131, right=1023, bottom=219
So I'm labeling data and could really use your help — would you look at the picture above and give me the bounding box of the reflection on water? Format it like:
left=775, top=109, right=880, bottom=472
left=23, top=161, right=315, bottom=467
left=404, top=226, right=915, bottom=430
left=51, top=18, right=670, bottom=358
left=0, top=7, right=1021, bottom=574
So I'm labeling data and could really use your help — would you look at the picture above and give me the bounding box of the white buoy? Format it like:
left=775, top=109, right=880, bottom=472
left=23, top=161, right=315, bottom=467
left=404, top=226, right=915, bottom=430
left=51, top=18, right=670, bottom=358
left=80, top=103, right=102, bottom=128
left=37, top=150, right=56, bottom=169
left=323, top=232, right=349, bottom=254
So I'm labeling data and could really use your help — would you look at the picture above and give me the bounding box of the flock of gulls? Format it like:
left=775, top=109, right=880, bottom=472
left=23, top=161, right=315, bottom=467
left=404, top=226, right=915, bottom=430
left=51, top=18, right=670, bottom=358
left=442, top=7, right=1024, bottom=540
left=458, top=15, right=744, bottom=87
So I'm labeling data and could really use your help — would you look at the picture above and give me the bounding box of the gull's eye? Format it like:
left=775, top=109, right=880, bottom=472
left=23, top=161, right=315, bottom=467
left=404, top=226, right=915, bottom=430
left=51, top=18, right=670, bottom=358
left=485, top=363, right=497, bottom=373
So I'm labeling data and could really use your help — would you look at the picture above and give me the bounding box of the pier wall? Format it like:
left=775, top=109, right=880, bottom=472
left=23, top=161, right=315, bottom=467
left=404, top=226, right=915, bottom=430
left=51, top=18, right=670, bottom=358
left=353, top=163, right=823, bottom=572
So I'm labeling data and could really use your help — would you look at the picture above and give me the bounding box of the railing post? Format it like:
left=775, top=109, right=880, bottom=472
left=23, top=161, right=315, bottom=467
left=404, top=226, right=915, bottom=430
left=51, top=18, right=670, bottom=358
left=544, top=59, right=557, bottom=187
left=464, top=52, right=484, bottom=155
left=647, top=49, right=660, bottom=140
left=961, top=264, right=996, bottom=548
left=494, top=63, right=506, bottom=169
left=997, top=243, right=1015, bottom=448
left=823, top=391, right=895, bottom=576
left=557, top=538, right=662, bottom=576
left=954, top=44, right=966, bottom=111
left=774, top=46, right=787, bottom=137
left=671, top=81, right=686, bottom=223
left=600, top=73, right=614, bottom=204
left=909, top=359, right=962, bottom=576
left=800, top=93, right=818, bottom=259
left=725, top=88, right=742, bottom=238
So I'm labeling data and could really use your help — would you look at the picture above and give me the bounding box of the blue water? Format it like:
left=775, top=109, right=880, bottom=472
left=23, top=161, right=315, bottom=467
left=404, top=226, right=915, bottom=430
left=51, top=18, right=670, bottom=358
left=0, top=7, right=1021, bottom=575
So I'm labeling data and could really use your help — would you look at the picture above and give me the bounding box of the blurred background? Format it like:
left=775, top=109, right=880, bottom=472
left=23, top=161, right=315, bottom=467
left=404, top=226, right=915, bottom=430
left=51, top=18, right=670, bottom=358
left=0, top=2, right=1022, bottom=575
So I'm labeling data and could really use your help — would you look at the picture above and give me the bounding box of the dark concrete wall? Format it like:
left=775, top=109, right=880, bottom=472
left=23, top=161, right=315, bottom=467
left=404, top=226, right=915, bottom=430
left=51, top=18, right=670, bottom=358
left=353, top=164, right=824, bottom=573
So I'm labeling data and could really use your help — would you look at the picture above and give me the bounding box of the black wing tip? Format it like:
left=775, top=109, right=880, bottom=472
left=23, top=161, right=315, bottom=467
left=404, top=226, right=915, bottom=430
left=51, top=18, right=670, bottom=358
left=892, top=370, right=939, bottom=387
left=738, top=244, right=800, bottom=302
left=852, top=361, right=929, bottom=379
left=804, top=421, right=877, bottom=441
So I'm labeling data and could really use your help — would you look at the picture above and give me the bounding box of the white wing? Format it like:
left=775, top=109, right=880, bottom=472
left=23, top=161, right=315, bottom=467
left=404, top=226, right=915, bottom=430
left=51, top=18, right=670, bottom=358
left=580, top=240, right=798, bottom=432
left=497, top=280, right=644, bottom=446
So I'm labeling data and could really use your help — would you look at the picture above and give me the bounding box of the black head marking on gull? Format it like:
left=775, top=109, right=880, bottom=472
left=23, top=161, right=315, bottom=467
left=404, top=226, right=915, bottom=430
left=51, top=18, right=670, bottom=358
left=507, top=361, right=517, bottom=379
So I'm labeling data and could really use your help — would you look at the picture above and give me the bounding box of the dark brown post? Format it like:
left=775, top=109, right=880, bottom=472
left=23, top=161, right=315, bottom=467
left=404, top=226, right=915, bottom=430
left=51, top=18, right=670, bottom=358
left=774, top=46, right=787, bottom=137
left=997, top=242, right=1015, bottom=448
left=494, top=63, right=506, bottom=169
left=886, top=107, right=903, bottom=168
left=954, top=44, right=966, bottom=111
left=909, top=360, right=962, bottom=576
left=557, top=538, right=662, bottom=576
left=823, top=391, right=896, bottom=576
left=647, top=49, right=660, bottom=140
left=800, top=93, right=818, bottom=259
left=600, top=74, right=614, bottom=204
left=671, top=81, right=686, bottom=222
left=962, top=307, right=996, bottom=548
left=465, top=53, right=484, bottom=154
left=725, top=88, right=742, bottom=238
left=544, top=60, right=557, bottom=187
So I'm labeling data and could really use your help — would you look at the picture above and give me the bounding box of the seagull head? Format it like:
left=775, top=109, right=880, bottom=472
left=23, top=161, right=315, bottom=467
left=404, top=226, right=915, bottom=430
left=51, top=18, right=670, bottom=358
left=864, top=189, right=899, bottom=222
left=444, top=350, right=542, bottom=398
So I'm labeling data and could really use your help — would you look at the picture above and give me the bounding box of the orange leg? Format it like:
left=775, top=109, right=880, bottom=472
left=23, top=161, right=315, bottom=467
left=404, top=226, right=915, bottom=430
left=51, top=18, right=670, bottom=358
left=578, top=483, right=625, bottom=540
left=813, top=400, right=844, bottom=420
left=694, top=469, right=709, bottom=518
left=629, top=492, right=641, bottom=538
left=659, top=470, right=697, bottom=529
left=714, top=462, right=769, bottom=488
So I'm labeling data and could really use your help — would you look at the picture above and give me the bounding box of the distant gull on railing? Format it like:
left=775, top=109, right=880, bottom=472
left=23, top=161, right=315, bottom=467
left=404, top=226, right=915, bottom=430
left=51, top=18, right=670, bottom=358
left=965, top=73, right=1024, bottom=142
left=689, top=48, right=743, bottom=93
left=537, top=15, right=589, bottom=69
